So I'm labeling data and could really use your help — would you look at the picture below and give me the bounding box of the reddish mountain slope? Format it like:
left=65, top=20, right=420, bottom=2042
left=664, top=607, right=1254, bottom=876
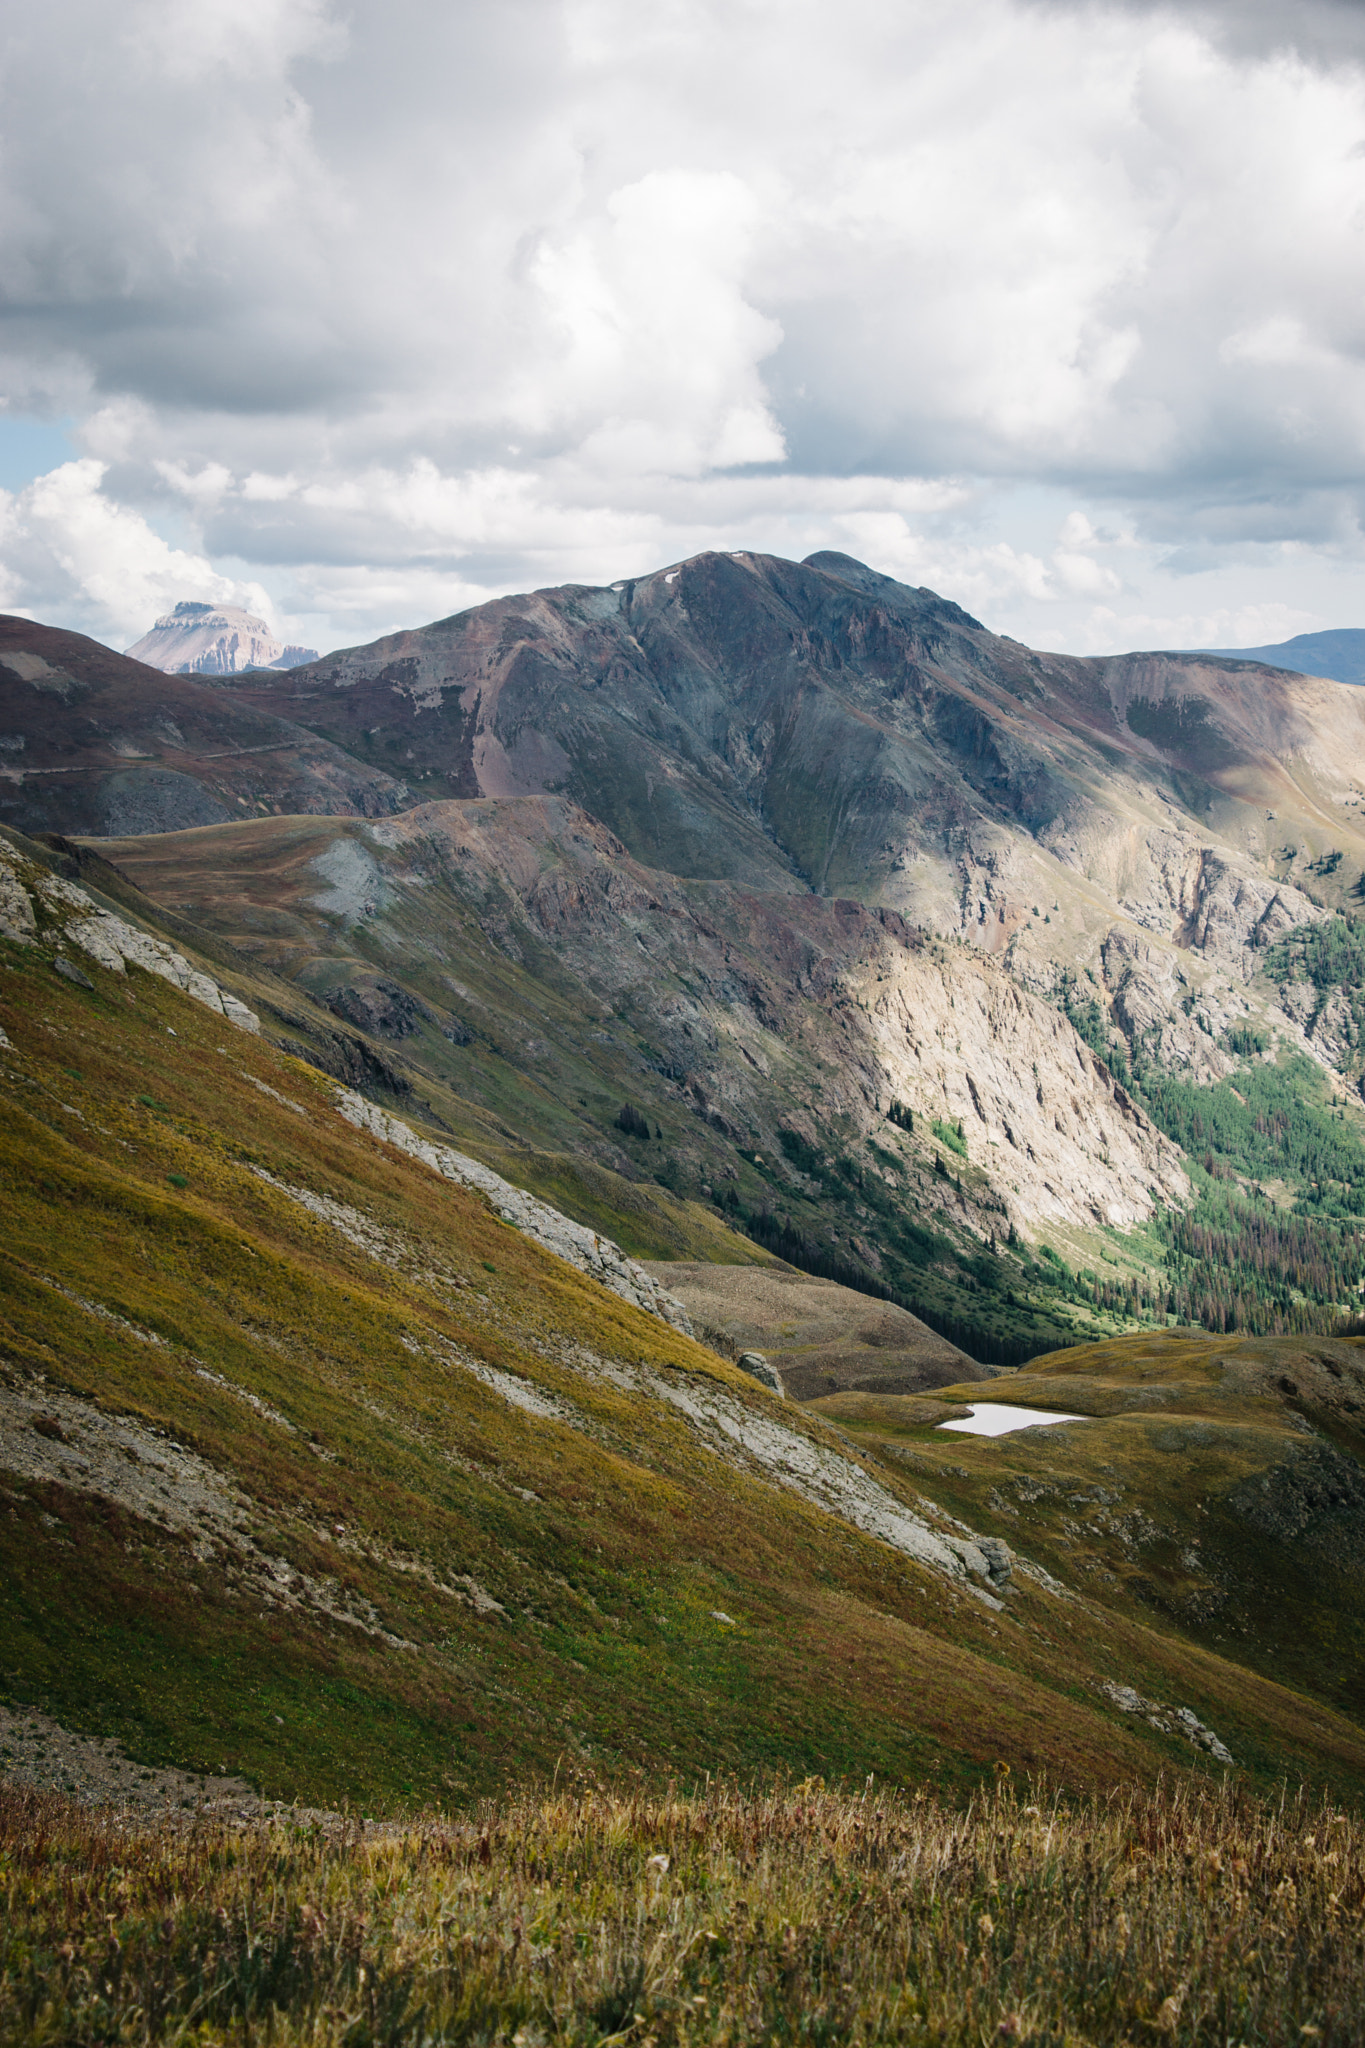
left=0, top=616, right=406, bottom=838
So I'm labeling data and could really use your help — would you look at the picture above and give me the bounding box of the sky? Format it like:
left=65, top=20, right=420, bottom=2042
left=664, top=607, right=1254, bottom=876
left=3, top=0, right=1365, bottom=659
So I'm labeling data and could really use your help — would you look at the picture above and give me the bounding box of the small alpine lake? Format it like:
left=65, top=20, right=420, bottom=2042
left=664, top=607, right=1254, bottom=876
left=937, top=1402, right=1087, bottom=1437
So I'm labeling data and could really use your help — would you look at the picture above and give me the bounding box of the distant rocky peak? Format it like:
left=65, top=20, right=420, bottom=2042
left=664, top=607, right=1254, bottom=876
left=126, top=602, right=317, bottom=677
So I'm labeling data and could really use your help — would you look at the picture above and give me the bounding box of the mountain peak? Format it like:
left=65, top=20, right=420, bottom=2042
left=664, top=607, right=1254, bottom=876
left=126, top=602, right=317, bottom=677
left=801, top=550, right=985, bottom=629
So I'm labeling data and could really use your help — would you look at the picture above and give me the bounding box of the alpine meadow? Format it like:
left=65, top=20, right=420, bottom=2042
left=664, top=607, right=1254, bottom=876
left=5, top=543, right=1365, bottom=2038
left=8, top=0, right=1365, bottom=2039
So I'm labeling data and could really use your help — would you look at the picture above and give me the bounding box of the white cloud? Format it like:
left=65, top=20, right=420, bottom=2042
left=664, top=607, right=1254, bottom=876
left=3, top=0, right=1365, bottom=652
left=0, top=460, right=273, bottom=643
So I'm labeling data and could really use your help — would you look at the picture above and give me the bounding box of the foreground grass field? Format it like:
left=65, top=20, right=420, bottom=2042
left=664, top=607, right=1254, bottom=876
left=3, top=1775, right=1362, bottom=2046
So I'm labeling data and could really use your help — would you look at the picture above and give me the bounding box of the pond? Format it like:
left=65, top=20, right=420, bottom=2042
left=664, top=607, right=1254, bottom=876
left=937, top=1402, right=1087, bottom=1438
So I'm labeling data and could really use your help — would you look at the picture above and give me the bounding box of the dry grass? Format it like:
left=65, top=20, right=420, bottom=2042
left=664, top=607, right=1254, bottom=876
left=3, top=1775, right=1363, bottom=2046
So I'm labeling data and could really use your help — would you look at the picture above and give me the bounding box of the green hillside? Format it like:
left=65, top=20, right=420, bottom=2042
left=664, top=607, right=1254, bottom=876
left=3, top=824, right=1365, bottom=1811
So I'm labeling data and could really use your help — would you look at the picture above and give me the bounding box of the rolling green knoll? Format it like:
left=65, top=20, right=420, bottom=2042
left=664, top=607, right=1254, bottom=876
left=822, top=1331, right=1365, bottom=1732
left=5, top=889, right=1365, bottom=1810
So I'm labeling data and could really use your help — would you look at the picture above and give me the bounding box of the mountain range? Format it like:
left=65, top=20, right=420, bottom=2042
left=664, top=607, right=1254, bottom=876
left=13, top=548, right=1365, bottom=1339
left=1199, top=626, right=1365, bottom=689
left=5, top=547, right=1365, bottom=1808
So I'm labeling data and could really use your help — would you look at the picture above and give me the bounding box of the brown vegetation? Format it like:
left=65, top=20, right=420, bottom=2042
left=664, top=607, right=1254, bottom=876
left=2, top=1774, right=1362, bottom=2045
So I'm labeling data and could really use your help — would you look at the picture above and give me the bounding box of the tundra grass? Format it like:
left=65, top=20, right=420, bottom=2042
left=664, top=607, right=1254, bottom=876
left=3, top=1775, right=1364, bottom=2046
left=834, top=1334, right=1365, bottom=1729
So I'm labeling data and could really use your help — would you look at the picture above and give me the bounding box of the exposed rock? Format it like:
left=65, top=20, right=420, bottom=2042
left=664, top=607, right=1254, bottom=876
left=0, top=1380, right=404, bottom=1645
left=735, top=1350, right=785, bottom=1397
left=1101, top=1680, right=1233, bottom=1763
left=98, top=767, right=231, bottom=835
left=0, top=855, right=36, bottom=943
left=626, top=1360, right=1000, bottom=1597
left=0, top=836, right=259, bottom=1031
left=0, top=1702, right=265, bottom=1816
left=864, top=940, right=1189, bottom=1231
left=1177, top=851, right=1319, bottom=968
left=126, top=602, right=317, bottom=677
left=943, top=1532, right=1013, bottom=1590
left=334, top=1087, right=693, bottom=1333
left=326, top=979, right=425, bottom=1039
left=1101, top=927, right=1235, bottom=1083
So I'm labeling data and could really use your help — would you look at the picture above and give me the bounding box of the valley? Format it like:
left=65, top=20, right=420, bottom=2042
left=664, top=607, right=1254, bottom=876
left=4, top=547, right=1365, bottom=1822
left=19, top=544, right=1365, bottom=1357
left=3, top=818, right=1365, bottom=1816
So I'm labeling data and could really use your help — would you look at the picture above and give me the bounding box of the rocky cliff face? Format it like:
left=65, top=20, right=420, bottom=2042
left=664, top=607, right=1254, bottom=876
left=126, top=602, right=317, bottom=676
left=858, top=940, right=1188, bottom=1230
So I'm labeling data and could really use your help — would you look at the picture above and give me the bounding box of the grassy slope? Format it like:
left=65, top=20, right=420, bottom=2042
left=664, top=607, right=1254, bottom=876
left=3, top=888, right=1365, bottom=1813
left=5, top=1777, right=1363, bottom=2047
left=820, top=1331, right=1365, bottom=1731
left=40, top=828, right=763, bottom=1271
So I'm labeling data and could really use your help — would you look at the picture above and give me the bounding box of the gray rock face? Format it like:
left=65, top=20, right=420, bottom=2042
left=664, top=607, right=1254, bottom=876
left=0, top=837, right=259, bottom=1032
left=1102, top=1680, right=1233, bottom=1763
left=332, top=1088, right=694, bottom=1334
left=126, top=603, right=317, bottom=677
left=98, top=767, right=231, bottom=835
left=326, top=979, right=425, bottom=1039
left=943, top=1531, right=1013, bottom=1590
left=1178, top=851, right=1316, bottom=966
left=735, top=1350, right=785, bottom=1397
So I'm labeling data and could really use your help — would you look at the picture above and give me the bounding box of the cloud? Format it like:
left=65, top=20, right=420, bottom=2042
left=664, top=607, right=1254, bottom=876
left=3, top=0, right=1365, bottom=654
left=0, top=460, right=273, bottom=642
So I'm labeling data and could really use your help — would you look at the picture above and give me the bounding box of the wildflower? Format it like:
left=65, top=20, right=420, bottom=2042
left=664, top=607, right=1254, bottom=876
left=997, top=2019, right=1022, bottom=2041
left=647, top=1853, right=669, bottom=1873
left=978, top=1914, right=995, bottom=1940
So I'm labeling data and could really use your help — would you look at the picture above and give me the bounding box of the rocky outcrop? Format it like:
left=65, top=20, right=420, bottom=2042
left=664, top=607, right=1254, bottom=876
left=126, top=602, right=316, bottom=676
left=736, top=1350, right=785, bottom=1397
left=326, top=978, right=426, bottom=1039
left=1177, top=851, right=1318, bottom=968
left=0, top=836, right=259, bottom=1031
left=333, top=1087, right=693, bottom=1333
left=1101, top=1681, right=1233, bottom=1763
left=1100, top=927, right=1241, bottom=1084
left=864, top=941, right=1189, bottom=1231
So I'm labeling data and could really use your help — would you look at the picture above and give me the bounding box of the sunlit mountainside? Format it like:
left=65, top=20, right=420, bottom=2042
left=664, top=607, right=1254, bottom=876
left=4, top=548, right=1365, bottom=1823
